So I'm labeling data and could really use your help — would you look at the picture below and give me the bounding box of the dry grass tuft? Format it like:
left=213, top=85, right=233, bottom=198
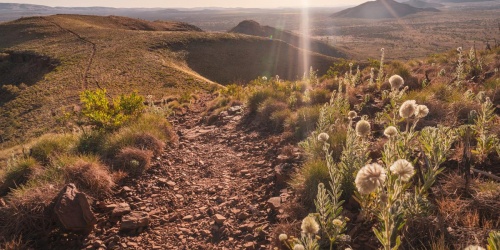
left=0, top=236, right=31, bottom=250
left=29, top=134, right=78, bottom=164
left=113, top=147, right=153, bottom=176
left=63, top=157, right=114, bottom=197
left=0, top=184, right=59, bottom=242
left=0, top=157, right=41, bottom=196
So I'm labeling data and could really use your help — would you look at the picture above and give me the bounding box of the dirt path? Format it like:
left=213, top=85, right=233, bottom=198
left=40, top=16, right=96, bottom=90
left=67, top=95, right=300, bottom=250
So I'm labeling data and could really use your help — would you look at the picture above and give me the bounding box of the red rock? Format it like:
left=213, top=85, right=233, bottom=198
left=120, top=211, right=149, bottom=232
left=182, top=215, right=193, bottom=221
left=214, top=214, right=226, bottom=225
left=111, top=203, right=131, bottom=217
left=266, top=197, right=281, bottom=211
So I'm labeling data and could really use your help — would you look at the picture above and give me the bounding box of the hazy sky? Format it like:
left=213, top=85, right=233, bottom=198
left=1, top=0, right=366, bottom=8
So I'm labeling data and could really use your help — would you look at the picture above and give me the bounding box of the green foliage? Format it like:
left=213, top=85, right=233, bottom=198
left=472, top=97, right=498, bottom=162
left=246, top=89, right=276, bottom=115
left=292, top=106, right=322, bottom=140
left=80, top=89, right=144, bottom=131
left=418, top=126, right=457, bottom=195
left=292, top=159, right=330, bottom=206
left=325, top=59, right=353, bottom=78
left=488, top=231, right=500, bottom=250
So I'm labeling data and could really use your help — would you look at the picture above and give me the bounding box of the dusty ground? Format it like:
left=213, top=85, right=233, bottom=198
left=47, top=95, right=301, bottom=250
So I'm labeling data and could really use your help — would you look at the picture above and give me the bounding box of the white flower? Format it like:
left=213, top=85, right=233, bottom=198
left=415, top=105, right=429, bottom=118
left=278, top=233, right=288, bottom=241
left=301, top=216, right=319, bottom=235
left=294, top=244, right=305, bottom=250
left=348, top=111, right=357, bottom=119
left=332, top=219, right=343, bottom=227
left=355, top=163, right=386, bottom=194
left=355, top=119, right=371, bottom=137
left=317, top=132, right=329, bottom=142
left=399, top=100, right=418, bottom=118
left=463, top=246, right=485, bottom=250
left=389, top=75, right=404, bottom=90
left=384, top=126, right=398, bottom=138
left=390, top=159, right=414, bottom=182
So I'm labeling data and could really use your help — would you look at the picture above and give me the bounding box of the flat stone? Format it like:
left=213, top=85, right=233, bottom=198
left=214, top=214, right=226, bottom=225
left=167, top=181, right=176, bottom=187
left=182, top=215, right=193, bottom=221
left=120, top=211, right=150, bottom=232
left=111, top=203, right=131, bottom=217
left=267, top=197, right=281, bottom=211
left=243, top=242, right=254, bottom=249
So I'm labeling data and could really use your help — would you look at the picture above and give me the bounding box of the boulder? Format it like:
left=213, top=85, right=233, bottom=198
left=53, top=184, right=97, bottom=233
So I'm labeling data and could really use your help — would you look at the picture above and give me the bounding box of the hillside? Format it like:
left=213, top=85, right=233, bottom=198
left=0, top=14, right=339, bottom=147
left=332, top=0, right=440, bottom=19
left=403, top=0, right=445, bottom=8
left=229, top=20, right=347, bottom=58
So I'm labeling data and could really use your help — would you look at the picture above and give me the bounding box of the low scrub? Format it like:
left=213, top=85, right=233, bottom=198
left=30, top=134, right=78, bottom=164
left=113, top=147, right=153, bottom=176
left=0, top=157, right=40, bottom=196
left=62, top=156, right=114, bottom=197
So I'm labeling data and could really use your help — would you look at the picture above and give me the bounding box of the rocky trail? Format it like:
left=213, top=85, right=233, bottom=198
left=53, top=95, right=301, bottom=249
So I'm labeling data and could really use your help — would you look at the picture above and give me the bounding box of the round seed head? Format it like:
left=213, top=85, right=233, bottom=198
left=384, top=126, right=398, bottom=138
left=317, top=132, right=329, bottom=142
left=301, top=216, right=319, bottom=235
left=348, top=111, right=357, bottom=119
left=294, top=244, right=305, bottom=250
left=399, top=100, right=418, bottom=118
left=390, top=159, right=415, bottom=182
left=279, top=233, right=288, bottom=241
left=415, top=105, right=429, bottom=118
left=355, top=119, right=371, bottom=137
left=355, top=163, right=386, bottom=194
left=389, top=75, right=404, bottom=90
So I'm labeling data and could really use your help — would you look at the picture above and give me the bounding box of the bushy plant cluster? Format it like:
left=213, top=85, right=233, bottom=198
left=276, top=47, right=500, bottom=250
left=79, top=89, right=144, bottom=131
left=0, top=89, right=175, bottom=243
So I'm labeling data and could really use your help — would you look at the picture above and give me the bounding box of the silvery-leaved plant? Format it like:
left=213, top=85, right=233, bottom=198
left=472, top=97, right=499, bottom=162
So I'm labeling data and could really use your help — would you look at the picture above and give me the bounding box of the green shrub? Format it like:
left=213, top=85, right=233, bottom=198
left=308, top=88, right=331, bottom=105
left=30, top=134, right=78, bottom=164
left=247, top=89, right=275, bottom=115
left=256, top=99, right=288, bottom=129
left=270, top=109, right=293, bottom=133
left=292, top=106, right=321, bottom=140
left=290, top=159, right=330, bottom=206
left=77, top=130, right=107, bottom=155
left=80, top=89, right=144, bottom=131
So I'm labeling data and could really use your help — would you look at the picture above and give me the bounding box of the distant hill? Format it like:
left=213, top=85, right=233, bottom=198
left=0, top=15, right=339, bottom=146
left=332, top=0, right=440, bottom=19
left=50, top=14, right=203, bottom=31
left=403, top=0, right=444, bottom=8
left=228, top=20, right=346, bottom=58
